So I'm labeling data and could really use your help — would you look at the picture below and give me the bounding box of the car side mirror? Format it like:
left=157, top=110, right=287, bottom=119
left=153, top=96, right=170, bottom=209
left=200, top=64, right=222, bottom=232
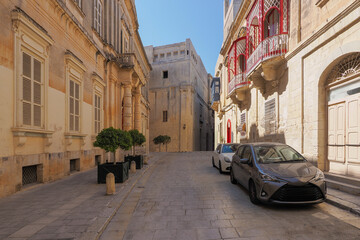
left=216, top=150, right=220, bottom=154
left=239, top=158, right=249, bottom=164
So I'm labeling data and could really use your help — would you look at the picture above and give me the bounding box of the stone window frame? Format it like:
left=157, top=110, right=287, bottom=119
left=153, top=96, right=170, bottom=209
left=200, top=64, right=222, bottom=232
left=11, top=9, right=53, bottom=133
left=65, top=52, right=86, bottom=134
left=92, top=73, right=105, bottom=135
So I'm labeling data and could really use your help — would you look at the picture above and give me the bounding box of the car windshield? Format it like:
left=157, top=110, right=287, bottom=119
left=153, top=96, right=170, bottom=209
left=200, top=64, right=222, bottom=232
left=254, top=145, right=306, bottom=163
left=222, top=145, right=237, bottom=153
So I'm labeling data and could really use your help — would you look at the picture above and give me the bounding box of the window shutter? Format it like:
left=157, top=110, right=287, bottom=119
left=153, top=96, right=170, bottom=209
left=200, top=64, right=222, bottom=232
left=23, top=78, right=31, bottom=102
left=23, top=53, right=31, bottom=78
left=33, top=59, right=41, bottom=83
left=23, top=102, right=31, bottom=125
left=265, top=99, right=276, bottom=134
left=93, top=0, right=97, bottom=28
left=33, top=105, right=41, bottom=127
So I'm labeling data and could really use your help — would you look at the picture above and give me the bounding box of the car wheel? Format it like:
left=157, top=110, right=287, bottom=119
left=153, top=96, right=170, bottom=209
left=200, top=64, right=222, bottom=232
left=219, top=161, right=223, bottom=174
left=230, top=169, right=237, bottom=184
left=212, top=157, right=215, bottom=167
left=249, top=180, right=260, bottom=205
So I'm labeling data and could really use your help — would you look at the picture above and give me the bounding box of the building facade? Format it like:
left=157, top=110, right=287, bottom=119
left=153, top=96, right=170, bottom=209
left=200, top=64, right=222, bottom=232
left=212, top=0, right=360, bottom=178
left=145, top=39, right=214, bottom=152
left=0, top=0, right=151, bottom=198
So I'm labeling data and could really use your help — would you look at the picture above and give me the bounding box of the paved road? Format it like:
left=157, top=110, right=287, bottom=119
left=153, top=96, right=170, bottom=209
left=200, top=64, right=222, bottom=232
left=102, top=152, right=360, bottom=240
left=0, top=152, right=359, bottom=240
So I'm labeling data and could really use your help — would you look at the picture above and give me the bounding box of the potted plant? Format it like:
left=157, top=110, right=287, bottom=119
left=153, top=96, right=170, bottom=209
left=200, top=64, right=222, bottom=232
left=153, top=135, right=164, bottom=152
left=163, top=135, right=171, bottom=152
left=125, top=129, right=146, bottom=169
left=94, top=127, right=132, bottom=183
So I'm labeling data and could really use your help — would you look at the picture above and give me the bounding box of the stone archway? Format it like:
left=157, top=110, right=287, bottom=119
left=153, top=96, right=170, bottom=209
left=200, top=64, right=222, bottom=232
left=319, top=52, right=360, bottom=176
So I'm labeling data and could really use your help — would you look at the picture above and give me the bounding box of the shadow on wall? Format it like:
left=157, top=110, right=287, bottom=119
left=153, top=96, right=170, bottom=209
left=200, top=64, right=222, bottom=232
left=242, top=124, right=286, bottom=144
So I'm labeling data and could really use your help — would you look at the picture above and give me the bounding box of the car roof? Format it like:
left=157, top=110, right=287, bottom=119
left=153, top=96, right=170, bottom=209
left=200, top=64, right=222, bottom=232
left=244, top=142, right=286, bottom=147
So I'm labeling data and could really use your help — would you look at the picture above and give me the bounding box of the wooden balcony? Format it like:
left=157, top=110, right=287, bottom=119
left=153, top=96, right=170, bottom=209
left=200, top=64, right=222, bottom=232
left=228, top=73, right=250, bottom=96
left=246, top=34, right=288, bottom=80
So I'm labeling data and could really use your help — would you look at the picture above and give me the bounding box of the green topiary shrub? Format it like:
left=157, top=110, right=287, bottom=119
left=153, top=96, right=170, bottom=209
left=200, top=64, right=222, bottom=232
left=129, top=129, right=146, bottom=156
left=153, top=135, right=164, bottom=152
left=93, top=127, right=121, bottom=163
left=118, top=129, right=132, bottom=151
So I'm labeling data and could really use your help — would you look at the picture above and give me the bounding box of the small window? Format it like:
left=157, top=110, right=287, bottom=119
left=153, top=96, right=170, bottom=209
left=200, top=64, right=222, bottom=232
left=154, top=54, right=158, bottom=60
left=160, top=53, right=165, bottom=58
left=265, top=99, right=276, bottom=134
left=180, top=50, right=185, bottom=55
left=173, top=51, right=178, bottom=56
left=93, top=0, right=102, bottom=35
left=167, top=52, right=171, bottom=57
left=163, top=71, right=168, bottom=79
left=163, top=111, right=168, bottom=122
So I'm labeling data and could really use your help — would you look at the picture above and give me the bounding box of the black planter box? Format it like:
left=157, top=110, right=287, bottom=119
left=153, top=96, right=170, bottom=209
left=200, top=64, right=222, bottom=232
left=97, top=161, right=129, bottom=184
left=125, top=155, right=143, bottom=169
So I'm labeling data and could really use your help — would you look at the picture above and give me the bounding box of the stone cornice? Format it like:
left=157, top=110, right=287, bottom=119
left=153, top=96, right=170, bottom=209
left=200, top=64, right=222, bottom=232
left=286, top=0, right=360, bottom=61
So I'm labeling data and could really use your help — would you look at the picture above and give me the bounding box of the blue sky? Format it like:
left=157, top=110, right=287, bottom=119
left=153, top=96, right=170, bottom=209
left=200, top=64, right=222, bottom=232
left=136, top=0, right=224, bottom=75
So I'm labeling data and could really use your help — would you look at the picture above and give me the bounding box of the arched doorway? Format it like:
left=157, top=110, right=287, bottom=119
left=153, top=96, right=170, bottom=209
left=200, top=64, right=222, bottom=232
left=227, top=119, right=232, bottom=143
left=325, top=53, right=360, bottom=178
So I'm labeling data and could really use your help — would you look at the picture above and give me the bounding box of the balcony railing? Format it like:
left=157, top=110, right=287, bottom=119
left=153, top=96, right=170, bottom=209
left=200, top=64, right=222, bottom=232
left=228, top=73, right=249, bottom=96
left=246, top=34, right=288, bottom=76
left=116, top=53, right=135, bottom=68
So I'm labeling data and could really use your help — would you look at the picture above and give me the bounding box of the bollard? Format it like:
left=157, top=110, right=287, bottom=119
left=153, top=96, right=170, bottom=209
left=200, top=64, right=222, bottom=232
left=143, top=155, right=148, bottom=165
left=130, top=160, right=136, bottom=173
left=106, top=173, right=115, bottom=195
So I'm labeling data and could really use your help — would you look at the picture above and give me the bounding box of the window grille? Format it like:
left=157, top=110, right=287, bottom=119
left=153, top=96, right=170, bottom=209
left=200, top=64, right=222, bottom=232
left=70, top=159, right=79, bottom=172
left=22, top=52, right=42, bottom=127
left=22, top=165, right=37, bottom=185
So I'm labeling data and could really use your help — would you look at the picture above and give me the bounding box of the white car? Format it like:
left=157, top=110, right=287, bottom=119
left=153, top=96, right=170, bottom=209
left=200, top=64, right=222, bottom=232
left=212, top=144, right=240, bottom=173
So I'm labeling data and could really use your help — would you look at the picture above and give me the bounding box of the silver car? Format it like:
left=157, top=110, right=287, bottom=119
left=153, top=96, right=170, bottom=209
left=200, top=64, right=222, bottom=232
left=230, top=142, right=327, bottom=204
left=212, top=144, right=240, bottom=173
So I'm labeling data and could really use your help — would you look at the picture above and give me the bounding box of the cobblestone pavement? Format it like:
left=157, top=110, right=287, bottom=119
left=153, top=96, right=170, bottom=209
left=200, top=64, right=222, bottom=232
left=101, top=152, right=360, bottom=240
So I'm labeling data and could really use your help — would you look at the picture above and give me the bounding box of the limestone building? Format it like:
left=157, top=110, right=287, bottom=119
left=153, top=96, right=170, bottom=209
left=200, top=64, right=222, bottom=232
left=0, top=0, right=151, bottom=198
left=212, top=0, right=360, bottom=180
left=145, top=39, right=214, bottom=152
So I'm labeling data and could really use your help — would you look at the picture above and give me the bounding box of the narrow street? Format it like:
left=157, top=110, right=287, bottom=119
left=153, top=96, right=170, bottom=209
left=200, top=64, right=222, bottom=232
left=0, top=152, right=359, bottom=240
left=101, top=152, right=360, bottom=240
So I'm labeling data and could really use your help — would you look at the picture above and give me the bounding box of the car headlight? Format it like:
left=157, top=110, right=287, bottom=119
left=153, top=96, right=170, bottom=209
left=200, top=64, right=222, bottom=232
left=313, top=169, right=325, bottom=182
left=224, top=157, right=231, bottom=163
left=260, top=172, right=280, bottom=182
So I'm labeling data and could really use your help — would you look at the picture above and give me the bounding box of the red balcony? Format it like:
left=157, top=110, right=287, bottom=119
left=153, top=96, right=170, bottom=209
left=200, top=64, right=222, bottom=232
left=227, top=37, right=250, bottom=101
left=246, top=0, right=289, bottom=80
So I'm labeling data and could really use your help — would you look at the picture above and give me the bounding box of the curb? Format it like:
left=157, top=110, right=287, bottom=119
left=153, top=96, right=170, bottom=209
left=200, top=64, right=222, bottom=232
left=325, top=194, right=360, bottom=217
left=94, top=156, right=158, bottom=239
